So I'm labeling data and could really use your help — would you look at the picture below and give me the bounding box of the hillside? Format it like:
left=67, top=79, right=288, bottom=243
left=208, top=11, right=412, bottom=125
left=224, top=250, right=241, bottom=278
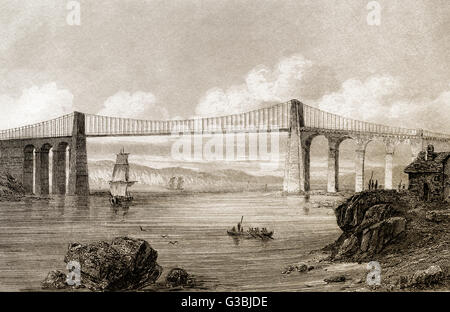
left=89, top=160, right=410, bottom=193
left=88, top=160, right=282, bottom=192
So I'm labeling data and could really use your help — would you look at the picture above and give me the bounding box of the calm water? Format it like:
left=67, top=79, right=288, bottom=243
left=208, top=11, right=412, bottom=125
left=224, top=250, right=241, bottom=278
left=0, top=192, right=342, bottom=291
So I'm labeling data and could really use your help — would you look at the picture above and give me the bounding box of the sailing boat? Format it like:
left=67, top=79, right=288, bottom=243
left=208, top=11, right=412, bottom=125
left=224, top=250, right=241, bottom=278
left=109, top=148, right=136, bottom=206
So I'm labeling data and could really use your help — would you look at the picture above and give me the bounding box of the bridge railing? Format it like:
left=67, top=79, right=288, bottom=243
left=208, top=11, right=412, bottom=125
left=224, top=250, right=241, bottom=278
left=0, top=113, right=74, bottom=141
left=2, top=101, right=450, bottom=141
left=302, top=104, right=418, bottom=136
left=422, top=130, right=450, bottom=140
left=84, top=102, right=292, bottom=136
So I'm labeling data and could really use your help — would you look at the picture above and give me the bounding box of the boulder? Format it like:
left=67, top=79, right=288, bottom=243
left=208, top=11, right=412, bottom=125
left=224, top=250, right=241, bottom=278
left=336, top=235, right=359, bottom=258
left=58, top=237, right=162, bottom=291
left=295, top=263, right=309, bottom=272
left=41, top=270, right=71, bottom=290
left=328, top=191, right=408, bottom=260
left=0, top=172, right=25, bottom=199
left=334, top=190, right=404, bottom=232
left=360, top=217, right=406, bottom=254
left=281, top=262, right=312, bottom=274
left=324, top=275, right=346, bottom=283
left=409, top=265, right=445, bottom=287
left=165, top=268, right=193, bottom=287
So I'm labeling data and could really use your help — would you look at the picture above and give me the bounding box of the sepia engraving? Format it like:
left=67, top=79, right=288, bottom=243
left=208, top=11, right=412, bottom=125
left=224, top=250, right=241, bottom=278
left=0, top=1, right=448, bottom=295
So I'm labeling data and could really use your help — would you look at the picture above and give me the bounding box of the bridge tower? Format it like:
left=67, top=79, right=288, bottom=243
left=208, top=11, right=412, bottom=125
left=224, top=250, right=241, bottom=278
left=283, top=100, right=309, bottom=194
left=68, top=112, right=89, bottom=195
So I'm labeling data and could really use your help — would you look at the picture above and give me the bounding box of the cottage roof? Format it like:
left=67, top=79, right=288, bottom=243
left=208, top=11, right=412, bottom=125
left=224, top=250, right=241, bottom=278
left=404, top=152, right=450, bottom=173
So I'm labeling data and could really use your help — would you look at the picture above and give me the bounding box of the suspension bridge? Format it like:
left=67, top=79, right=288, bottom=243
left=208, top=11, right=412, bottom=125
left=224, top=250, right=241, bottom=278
left=1, top=99, right=449, bottom=195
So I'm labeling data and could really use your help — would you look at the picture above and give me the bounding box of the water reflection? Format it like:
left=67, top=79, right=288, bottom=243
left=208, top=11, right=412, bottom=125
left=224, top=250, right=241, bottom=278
left=302, top=206, right=310, bottom=215
left=74, top=196, right=89, bottom=208
left=287, top=195, right=310, bottom=215
left=231, top=237, right=240, bottom=246
left=52, top=195, right=66, bottom=217
left=110, top=205, right=130, bottom=220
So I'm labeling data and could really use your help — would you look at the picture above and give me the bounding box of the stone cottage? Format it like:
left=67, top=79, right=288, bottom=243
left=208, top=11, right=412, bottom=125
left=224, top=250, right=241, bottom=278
left=404, top=144, right=450, bottom=202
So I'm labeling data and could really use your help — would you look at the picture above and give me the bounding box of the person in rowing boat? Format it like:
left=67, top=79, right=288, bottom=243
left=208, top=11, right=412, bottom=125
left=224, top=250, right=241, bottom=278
left=237, top=216, right=244, bottom=233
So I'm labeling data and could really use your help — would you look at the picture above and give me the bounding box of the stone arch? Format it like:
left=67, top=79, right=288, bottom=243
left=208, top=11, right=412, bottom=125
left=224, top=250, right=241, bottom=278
left=35, top=143, right=53, bottom=195
left=361, top=138, right=386, bottom=190
left=391, top=139, right=413, bottom=190
left=335, top=137, right=356, bottom=191
left=23, top=145, right=36, bottom=194
left=52, top=142, right=70, bottom=195
left=349, top=136, right=372, bottom=192
left=307, top=134, right=328, bottom=191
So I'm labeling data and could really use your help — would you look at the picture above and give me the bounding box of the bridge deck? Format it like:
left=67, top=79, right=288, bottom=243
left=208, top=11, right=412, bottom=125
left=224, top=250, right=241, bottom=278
left=0, top=100, right=449, bottom=141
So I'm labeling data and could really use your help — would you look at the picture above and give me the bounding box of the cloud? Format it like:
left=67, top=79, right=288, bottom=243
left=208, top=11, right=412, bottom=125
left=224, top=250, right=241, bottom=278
left=195, top=58, right=450, bottom=134
left=316, top=75, right=401, bottom=123
left=390, top=90, right=450, bottom=132
left=0, top=82, right=74, bottom=129
left=0, top=2, right=62, bottom=52
left=195, top=54, right=338, bottom=117
left=316, top=74, right=450, bottom=133
left=98, top=91, right=169, bottom=120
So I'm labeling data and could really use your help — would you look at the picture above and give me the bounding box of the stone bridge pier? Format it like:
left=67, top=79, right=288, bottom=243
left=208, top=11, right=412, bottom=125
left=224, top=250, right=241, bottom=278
left=0, top=112, right=89, bottom=196
left=283, top=100, right=308, bottom=193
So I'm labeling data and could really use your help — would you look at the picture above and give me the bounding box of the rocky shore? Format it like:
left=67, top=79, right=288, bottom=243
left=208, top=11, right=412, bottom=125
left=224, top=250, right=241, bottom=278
left=281, top=190, right=448, bottom=291
left=315, top=190, right=448, bottom=291
left=0, top=172, right=25, bottom=200
left=42, top=236, right=196, bottom=291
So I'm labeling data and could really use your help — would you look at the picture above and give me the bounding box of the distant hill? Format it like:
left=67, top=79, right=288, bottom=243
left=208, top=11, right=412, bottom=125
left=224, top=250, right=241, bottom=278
left=88, top=160, right=282, bottom=192
left=89, top=160, right=409, bottom=193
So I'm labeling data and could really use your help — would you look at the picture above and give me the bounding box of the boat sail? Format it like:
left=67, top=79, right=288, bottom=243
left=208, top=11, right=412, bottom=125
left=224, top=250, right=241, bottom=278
left=109, top=148, right=136, bottom=205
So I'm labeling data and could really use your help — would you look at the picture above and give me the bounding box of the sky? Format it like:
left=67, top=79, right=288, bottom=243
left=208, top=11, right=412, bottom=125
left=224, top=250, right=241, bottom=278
left=0, top=0, right=449, bottom=172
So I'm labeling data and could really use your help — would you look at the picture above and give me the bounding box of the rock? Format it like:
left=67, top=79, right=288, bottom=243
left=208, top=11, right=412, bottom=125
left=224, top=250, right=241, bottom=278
left=165, top=268, right=193, bottom=287
left=334, top=190, right=404, bottom=232
left=41, top=270, right=70, bottom=289
left=358, top=204, right=393, bottom=230
left=354, top=278, right=363, bottom=284
left=336, top=235, right=359, bottom=258
left=328, top=191, right=409, bottom=260
left=363, top=217, right=406, bottom=255
left=425, top=211, right=449, bottom=223
left=296, top=263, right=309, bottom=272
left=0, top=172, right=25, bottom=199
left=389, top=217, right=407, bottom=237
left=281, top=265, right=295, bottom=274
left=360, top=229, right=371, bottom=252
left=409, top=265, right=445, bottom=287
left=282, top=262, right=311, bottom=274
left=324, top=275, right=346, bottom=283
left=59, top=236, right=162, bottom=291
left=398, top=275, right=409, bottom=289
